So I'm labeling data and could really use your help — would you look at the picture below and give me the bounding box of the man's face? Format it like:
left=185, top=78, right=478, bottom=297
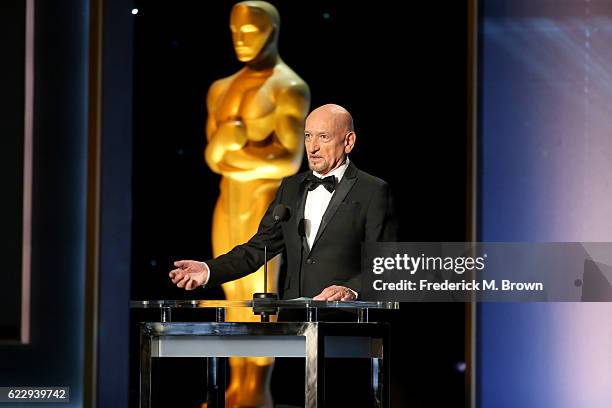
left=304, top=111, right=354, bottom=175
left=230, top=5, right=273, bottom=62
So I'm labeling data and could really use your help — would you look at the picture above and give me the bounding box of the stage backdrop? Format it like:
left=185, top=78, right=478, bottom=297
left=478, top=0, right=612, bottom=407
left=0, top=0, right=89, bottom=406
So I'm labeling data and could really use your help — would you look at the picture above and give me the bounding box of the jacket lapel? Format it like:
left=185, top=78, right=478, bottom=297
left=310, top=162, right=358, bottom=251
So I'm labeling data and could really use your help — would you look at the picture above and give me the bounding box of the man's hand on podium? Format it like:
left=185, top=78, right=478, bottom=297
left=169, top=260, right=209, bottom=290
left=313, top=285, right=357, bottom=301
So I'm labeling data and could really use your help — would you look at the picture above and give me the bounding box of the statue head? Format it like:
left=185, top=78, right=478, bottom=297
left=230, top=1, right=280, bottom=63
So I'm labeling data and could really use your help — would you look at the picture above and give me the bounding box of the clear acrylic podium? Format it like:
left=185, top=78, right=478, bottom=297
left=131, top=299, right=399, bottom=408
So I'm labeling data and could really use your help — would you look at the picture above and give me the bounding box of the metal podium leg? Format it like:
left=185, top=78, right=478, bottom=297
left=306, top=306, right=318, bottom=322
left=207, top=308, right=226, bottom=408
left=371, top=325, right=390, bottom=408
left=305, top=324, right=324, bottom=408
left=382, top=328, right=390, bottom=407
left=140, top=327, right=152, bottom=408
left=358, top=308, right=369, bottom=323
left=161, top=307, right=171, bottom=322
left=207, top=357, right=226, bottom=408
left=371, top=358, right=382, bottom=407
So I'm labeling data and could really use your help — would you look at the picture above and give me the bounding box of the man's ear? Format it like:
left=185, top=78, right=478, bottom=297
left=344, top=131, right=356, bottom=153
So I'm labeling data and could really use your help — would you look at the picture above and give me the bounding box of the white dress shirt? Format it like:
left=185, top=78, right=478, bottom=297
left=304, top=158, right=350, bottom=249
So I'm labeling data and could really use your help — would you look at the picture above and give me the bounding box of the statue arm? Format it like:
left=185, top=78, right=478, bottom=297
left=205, top=79, right=249, bottom=173
left=220, top=82, right=310, bottom=180
left=204, top=81, right=222, bottom=172
left=205, top=79, right=225, bottom=142
left=272, top=81, right=310, bottom=171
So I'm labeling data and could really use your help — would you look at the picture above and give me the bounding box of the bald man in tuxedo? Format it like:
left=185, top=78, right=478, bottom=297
left=169, top=103, right=398, bottom=300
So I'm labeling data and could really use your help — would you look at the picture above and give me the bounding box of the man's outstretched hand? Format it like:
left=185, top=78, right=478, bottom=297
left=313, top=285, right=357, bottom=301
left=169, top=260, right=208, bottom=290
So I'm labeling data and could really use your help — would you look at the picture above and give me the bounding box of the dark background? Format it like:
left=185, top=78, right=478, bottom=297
left=0, top=0, right=90, bottom=401
left=131, top=1, right=469, bottom=406
left=0, top=0, right=25, bottom=341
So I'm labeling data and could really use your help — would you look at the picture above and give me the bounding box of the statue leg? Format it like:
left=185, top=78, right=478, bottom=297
left=213, top=179, right=280, bottom=407
left=210, top=186, right=247, bottom=407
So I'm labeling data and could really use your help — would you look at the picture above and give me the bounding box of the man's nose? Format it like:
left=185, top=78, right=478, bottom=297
left=307, top=139, right=319, bottom=152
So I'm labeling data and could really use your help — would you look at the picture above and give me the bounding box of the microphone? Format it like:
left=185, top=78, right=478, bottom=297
left=254, top=203, right=290, bottom=321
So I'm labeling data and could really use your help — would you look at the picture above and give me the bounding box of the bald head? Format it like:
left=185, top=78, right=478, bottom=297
left=304, top=104, right=356, bottom=175
left=307, top=104, right=354, bottom=134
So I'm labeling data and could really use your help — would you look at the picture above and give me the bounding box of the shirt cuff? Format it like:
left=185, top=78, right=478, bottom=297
left=200, top=262, right=211, bottom=287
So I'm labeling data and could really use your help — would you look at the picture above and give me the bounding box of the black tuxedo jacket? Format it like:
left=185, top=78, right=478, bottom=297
left=206, top=161, right=398, bottom=299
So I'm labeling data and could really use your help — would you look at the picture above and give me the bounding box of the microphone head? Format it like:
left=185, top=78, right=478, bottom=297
left=272, top=204, right=290, bottom=222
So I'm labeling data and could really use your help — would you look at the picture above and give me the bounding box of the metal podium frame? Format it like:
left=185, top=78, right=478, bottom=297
left=133, top=300, right=398, bottom=408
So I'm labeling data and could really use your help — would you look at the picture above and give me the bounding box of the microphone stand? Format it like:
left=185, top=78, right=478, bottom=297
left=253, top=207, right=287, bottom=322
left=253, top=243, right=278, bottom=322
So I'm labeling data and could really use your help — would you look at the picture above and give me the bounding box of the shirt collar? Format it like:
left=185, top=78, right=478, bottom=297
left=313, top=156, right=350, bottom=183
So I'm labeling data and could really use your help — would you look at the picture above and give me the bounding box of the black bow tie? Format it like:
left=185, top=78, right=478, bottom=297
left=306, top=174, right=336, bottom=193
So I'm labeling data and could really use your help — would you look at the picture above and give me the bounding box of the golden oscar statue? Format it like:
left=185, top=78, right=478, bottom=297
left=203, top=2, right=310, bottom=407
